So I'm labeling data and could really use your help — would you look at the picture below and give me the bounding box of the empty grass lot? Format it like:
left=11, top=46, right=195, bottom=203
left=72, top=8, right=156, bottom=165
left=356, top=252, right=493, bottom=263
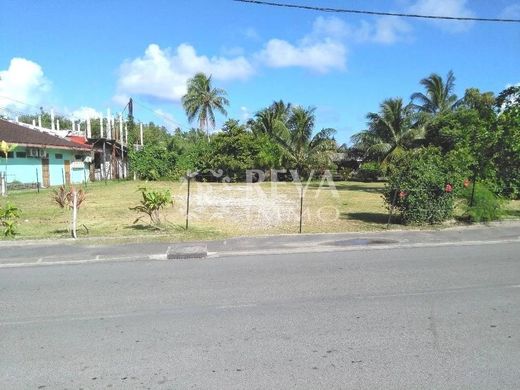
left=2, top=180, right=519, bottom=241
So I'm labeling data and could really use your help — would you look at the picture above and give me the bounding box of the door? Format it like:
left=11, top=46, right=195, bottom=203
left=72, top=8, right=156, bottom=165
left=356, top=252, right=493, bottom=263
left=41, top=158, right=50, bottom=187
left=64, top=160, right=71, bottom=185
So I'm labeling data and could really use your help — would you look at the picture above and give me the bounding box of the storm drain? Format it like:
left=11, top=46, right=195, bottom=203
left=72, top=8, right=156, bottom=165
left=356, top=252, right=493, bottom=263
left=323, top=238, right=399, bottom=247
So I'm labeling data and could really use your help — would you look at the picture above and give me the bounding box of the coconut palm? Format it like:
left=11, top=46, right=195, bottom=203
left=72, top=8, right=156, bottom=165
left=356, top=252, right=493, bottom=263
left=268, top=105, right=336, bottom=175
left=251, top=100, right=292, bottom=136
left=411, top=70, right=459, bottom=114
left=181, top=72, right=229, bottom=137
left=351, top=98, right=422, bottom=163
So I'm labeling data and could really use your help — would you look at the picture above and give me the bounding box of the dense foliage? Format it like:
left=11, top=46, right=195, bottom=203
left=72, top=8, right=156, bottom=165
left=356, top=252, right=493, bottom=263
left=351, top=71, right=519, bottom=224
left=384, top=148, right=458, bottom=224
left=462, top=183, right=503, bottom=222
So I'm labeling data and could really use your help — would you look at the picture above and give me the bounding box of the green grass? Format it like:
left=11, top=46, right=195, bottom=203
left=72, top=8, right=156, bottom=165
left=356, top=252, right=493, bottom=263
left=2, top=180, right=519, bottom=241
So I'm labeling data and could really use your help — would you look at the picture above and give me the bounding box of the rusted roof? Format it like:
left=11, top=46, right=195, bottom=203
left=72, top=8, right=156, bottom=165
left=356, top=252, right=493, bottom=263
left=67, top=135, right=89, bottom=146
left=0, top=119, right=91, bottom=150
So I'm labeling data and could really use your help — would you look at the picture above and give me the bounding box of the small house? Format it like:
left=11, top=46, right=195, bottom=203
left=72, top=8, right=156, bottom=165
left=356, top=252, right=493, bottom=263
left=0, top=118, right=92, bottom=187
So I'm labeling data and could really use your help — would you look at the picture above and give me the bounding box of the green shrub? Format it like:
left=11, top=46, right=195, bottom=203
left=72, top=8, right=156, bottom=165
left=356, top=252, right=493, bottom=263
left=385, top=148, right=458, bottom=225
left=0, top=202, right=21, bottom=237
left=462, top=183, right=503, bottom=222
left=130, top=187, right=173, bottom=226
left=129, top=144, right=176, bottom=181
left=355, top=162, right=383, bottom=182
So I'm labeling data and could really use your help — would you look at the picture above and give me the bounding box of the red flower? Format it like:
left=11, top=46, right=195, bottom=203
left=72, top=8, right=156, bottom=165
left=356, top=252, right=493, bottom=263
left=399, top=191, right=407, bottom=199
left=445, top=183, right=453, bottom=193
left=463, top=179, right=470, bottom=188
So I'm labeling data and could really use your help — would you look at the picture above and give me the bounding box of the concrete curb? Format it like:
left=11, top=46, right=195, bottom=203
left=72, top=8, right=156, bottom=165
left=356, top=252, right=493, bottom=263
left=167, top=243, right=208, bottom=259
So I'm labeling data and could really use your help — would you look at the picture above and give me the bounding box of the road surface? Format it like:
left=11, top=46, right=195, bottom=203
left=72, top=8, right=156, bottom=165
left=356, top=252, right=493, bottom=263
left=1, top=239, right=519, bottom=388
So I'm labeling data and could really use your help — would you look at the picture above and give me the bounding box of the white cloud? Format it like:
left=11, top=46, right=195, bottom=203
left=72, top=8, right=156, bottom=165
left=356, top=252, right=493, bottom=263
left=115, top=43, right=254, bottom=103
left=500, top=4, right=520, bottom=19
left=310, top=16, right=349, bottom=40
left=0, top=57, right=51, bottom=110
left=71, top=106, right=101, bottom=120
left=240, top=106, right=251, bottom=121
left=312, top=15, right=411, bottom=46
left=371, top=17, right=413, bottom=44
left=257, top=17, right=347, bottom=72
left=351, top=17, right=412, bottom=44
left=408, top=0, right=475, bottom=32
left=258, top=39, right=347, bottom=73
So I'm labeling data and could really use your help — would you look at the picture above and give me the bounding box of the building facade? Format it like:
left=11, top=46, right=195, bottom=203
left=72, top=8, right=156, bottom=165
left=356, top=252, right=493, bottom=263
left=0, top=119, right=91, bottom=187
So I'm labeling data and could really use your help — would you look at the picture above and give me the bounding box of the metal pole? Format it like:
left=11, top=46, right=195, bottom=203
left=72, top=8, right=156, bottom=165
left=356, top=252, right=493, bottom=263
left=1, top=172, right=5, bottom=197
left=103, top=141, right=107, bottom=185
left=62, top=168, right=65, bottom=186
left=299, top=184, right=304, bottom=234
left=470, top=168, right=478, bottom=207
left=185, top=176, right=191, bottom=230
left=36, top=168, right=40, bottom=193
left=71, top=190, right=77, bottom=239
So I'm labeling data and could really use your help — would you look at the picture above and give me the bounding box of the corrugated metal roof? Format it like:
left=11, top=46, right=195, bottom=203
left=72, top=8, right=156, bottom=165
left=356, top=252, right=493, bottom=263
left=0, top=119, right=91, bottom=150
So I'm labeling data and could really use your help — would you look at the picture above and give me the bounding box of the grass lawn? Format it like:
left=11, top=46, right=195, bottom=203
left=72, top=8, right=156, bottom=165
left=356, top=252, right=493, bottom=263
left=2, top=179, right=519, bottom=241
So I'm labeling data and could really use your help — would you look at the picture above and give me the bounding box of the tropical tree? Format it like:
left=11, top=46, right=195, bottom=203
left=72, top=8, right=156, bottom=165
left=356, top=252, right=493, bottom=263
left=494, top=86, right=520, bottom=198
left=181, top=72, right=229, bottom=137
left=411, top=70, right=459, bottom=115
left=251, top=100, right=292, bottom=136
left=266, top=105, right=336, bottom=175
left=351, top=98, right=422, bottom=163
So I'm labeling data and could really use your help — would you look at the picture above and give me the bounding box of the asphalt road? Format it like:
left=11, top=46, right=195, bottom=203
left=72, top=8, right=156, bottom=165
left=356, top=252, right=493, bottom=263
left=1, top=242, right=519, bottom=389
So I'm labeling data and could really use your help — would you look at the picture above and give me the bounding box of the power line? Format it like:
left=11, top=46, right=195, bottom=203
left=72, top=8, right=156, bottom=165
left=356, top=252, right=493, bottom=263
left=233, top=0, right=520, bottom=23
left=132, top=99, right=187, bottom=131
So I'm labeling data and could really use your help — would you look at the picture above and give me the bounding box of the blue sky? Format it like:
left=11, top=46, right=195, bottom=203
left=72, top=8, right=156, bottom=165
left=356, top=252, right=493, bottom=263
left=1, top=0, right=519, bottom=144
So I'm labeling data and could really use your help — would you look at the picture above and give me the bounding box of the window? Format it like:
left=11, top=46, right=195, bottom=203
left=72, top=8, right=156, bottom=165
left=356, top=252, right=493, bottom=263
left=55, top=153, right=63, bottom=159
left=75, top=154, right=83, bottom=160
left=7, top=152, right=14, bottom=158
left=16, top=152, right=26, bottom=158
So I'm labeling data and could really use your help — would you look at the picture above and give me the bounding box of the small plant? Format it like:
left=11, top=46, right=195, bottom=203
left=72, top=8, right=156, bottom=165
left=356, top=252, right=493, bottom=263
left=462, top=183, right=503, bottom=222
left=52, top=185, right=86, bottom=238
left=0, top=202, right=21, bottom=237
left=130, top=187, right=173, bottom=226
left=53, top=186, right=86, bottom=209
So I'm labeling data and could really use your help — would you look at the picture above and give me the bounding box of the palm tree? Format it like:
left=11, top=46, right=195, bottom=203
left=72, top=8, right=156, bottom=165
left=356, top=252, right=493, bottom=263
left=268, top=105, right=336, bottom=175
left=411, top=70, right=459, bottom=114
left=181, top=72, right=229, bottom=138
left=351, top=98, right=422, bottom=163
left=251, top=100, right=292, bottom=136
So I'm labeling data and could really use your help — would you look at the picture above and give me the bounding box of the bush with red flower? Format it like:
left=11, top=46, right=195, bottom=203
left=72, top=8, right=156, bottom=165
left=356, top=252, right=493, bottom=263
left=384, top=147, right=462, bottom=224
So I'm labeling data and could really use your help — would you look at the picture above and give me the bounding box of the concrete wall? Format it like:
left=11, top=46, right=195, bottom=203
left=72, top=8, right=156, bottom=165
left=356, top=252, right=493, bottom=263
left=3, top=147, right=90, bottom=186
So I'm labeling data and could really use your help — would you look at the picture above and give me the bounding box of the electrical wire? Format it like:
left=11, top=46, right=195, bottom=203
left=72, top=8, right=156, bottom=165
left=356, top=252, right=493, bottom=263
left=132, top=99, right=187, bottom=131
left=233, top=0, right=520, bottom=23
